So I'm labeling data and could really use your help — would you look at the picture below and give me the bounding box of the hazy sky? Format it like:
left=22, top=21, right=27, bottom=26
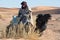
left=0, top=0, right=60, bottom=8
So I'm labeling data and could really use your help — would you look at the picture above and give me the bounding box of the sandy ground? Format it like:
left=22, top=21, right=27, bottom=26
left=0, top=14, right=60, bottom=40
left=0, top=6, right=60, bottom=40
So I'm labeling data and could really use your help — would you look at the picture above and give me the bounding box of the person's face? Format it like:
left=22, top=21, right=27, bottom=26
left=22, top=3, right=27, bottom=7
left=22, top=5, right=26, bottom=7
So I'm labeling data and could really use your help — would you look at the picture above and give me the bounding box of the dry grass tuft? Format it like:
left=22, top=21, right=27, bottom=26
left=0, top=20, right=41, bottom=40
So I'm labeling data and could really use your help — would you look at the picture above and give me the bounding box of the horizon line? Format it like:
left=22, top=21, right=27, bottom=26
left=0, top=6, right=60, bottom=8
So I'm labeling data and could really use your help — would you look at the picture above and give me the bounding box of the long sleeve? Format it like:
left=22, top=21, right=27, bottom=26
left=18, top=9, right=21, bottom=17
left=28, top=8, right=33, bottom=25
left=28, top=8, right=32, bottom=19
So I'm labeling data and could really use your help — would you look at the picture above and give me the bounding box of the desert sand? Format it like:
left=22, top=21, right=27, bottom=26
left=0, top=6, right=60, bottom=40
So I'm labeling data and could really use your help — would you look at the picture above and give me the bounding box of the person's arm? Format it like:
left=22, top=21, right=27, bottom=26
left=28, top=8, right=32, bottom=19
left=29, top=8, right=33, bottom=25
left=18, top=8, right=21, bottom=17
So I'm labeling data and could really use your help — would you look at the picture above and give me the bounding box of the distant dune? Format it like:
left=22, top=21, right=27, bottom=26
left=0, top=6, right=60, bottom=21
left=0, top=6, right=60, bottom=15
left=32, top=6, right=57, bottom=11
left=32, top=6, right=60, bottom=14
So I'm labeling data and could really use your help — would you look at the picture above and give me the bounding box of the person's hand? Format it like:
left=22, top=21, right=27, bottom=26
left=24, top=14, right=29, bottom=17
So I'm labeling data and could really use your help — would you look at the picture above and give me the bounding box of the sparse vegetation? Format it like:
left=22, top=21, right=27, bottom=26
left=0, top=7, right=60, bottom=40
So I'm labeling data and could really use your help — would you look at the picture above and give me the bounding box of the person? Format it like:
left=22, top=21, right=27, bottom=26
left=17, top=1, right=33, bottom=26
